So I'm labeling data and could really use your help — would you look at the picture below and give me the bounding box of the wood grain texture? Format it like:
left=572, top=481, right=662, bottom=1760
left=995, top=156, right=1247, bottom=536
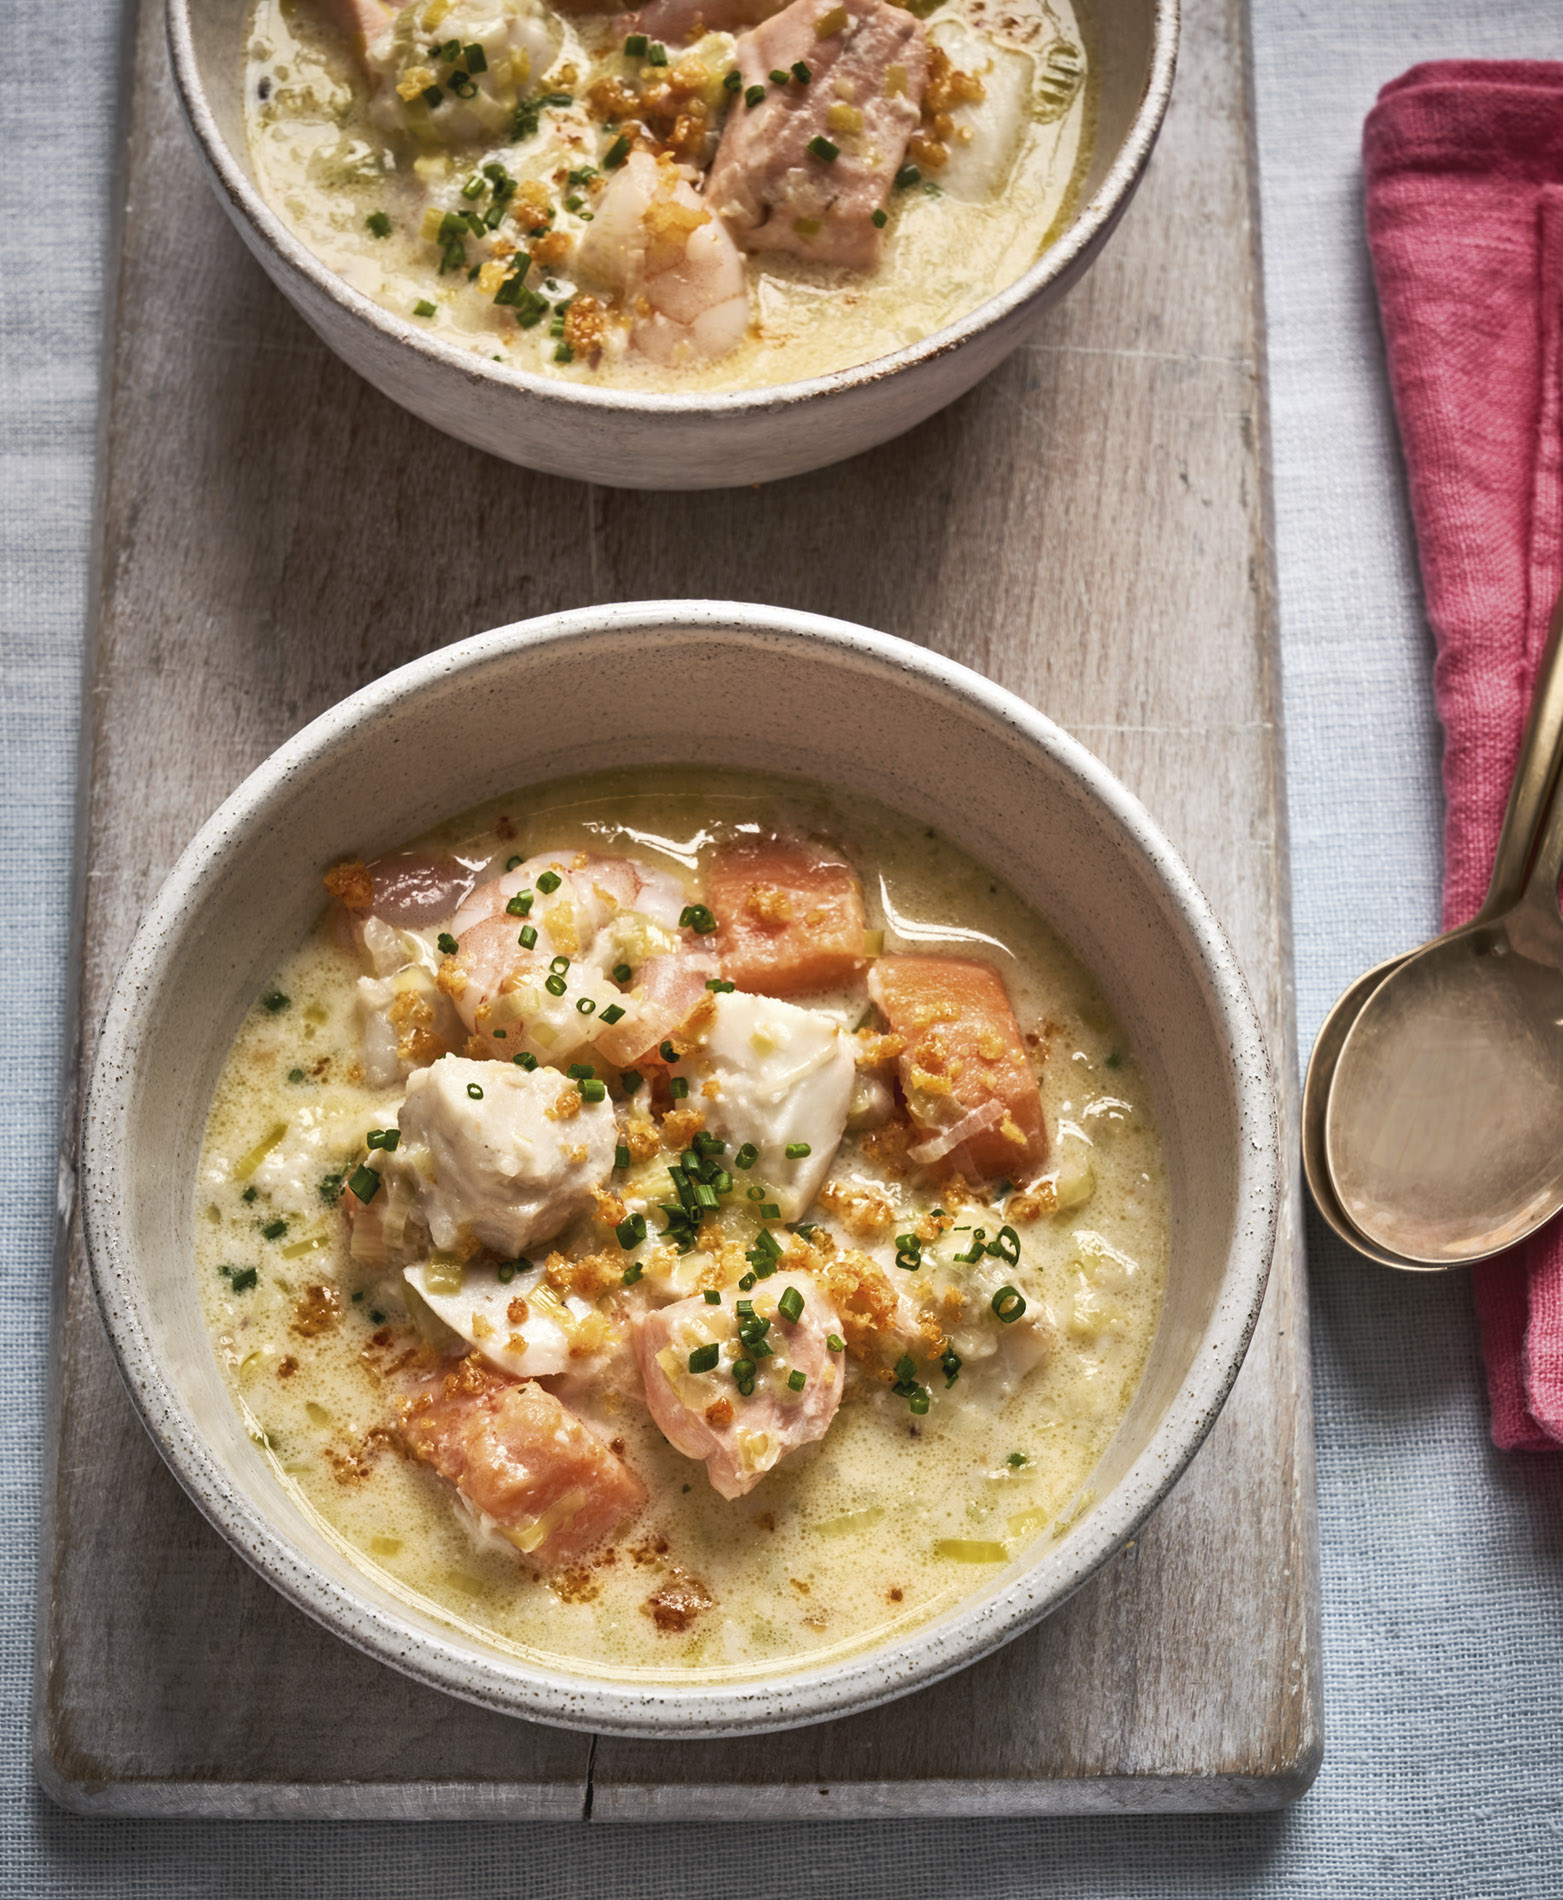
left=33, top=0, right=1321, bottom=1819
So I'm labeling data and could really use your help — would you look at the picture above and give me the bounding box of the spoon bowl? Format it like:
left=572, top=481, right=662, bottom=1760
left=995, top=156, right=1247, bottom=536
left=1326, top=910, right=1563, bottom=1263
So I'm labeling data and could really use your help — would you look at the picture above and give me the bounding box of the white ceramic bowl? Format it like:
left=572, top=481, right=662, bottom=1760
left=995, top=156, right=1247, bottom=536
left=82, top=601, right=1276, bottom=1737
left=167, top=0, right=1177, bottom=488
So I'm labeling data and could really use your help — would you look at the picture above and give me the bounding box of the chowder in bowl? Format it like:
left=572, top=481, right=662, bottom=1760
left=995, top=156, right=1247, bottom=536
left=82, top=600, right=1275, bottom=1735
left=168, top=0, right=1176, bottom=484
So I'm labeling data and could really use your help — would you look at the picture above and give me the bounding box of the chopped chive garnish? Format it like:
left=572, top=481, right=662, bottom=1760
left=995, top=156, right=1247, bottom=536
left=736, top=1299, right=754, bottom=1318
left=894, top=1354, right=918, bottom=1384
left=770, top=68, right=789, bottom=83
left=467, top=1082, right=484, bottom=1100
left=227, top=1266, right=258, bottom=1293
left=746, top=1184, right=765, bottom=1201
left=987, top=1224, right=1021, bottom=1267
left=787, top=1369, right=807, bottom=1392
left=579, top=1078, right=607, bottom=1102
left=791, top=59, right=811, bottom=81
left=261, top=1218, right=287, bottom=1240
left=554, top=341, right=575, bottom=365
left=621, top=1069, right=642, bottom=1094
left=688, top=1342, right=720, bottom=1374
left=513, top=1050, right=538, bottom=1070
left=414, top=298, right=437, bottom=316
left=778, top=1286, right=804, bottom=1324
left=723, top=67, right=742, bottom=91
left=759, top=1202, right=781, bottom=1220
left=732, top=1356, right=756, bottom=1393
left=735, top=1142, right=758, bottom=1170
left=461, top=172, right=485, bottom=199
left=287, top=1067, right=305, bottom=1083
left=871, top=208, right=888, bottom=228
left=567, top=1063, right=595, bottom=1079
left=612, top=962, right=633, bottom=983
left=739, top=1272, right=756, bottom=1290
left=679, top=903, right=717, bottom=933
left=242, top=1186, right=258, bottom=1203
left=745, top=83, right=766, bottom=107
left=826, top=1332, right=845, bottom=1353
left=421, top=84, right=444, bottom=108
left=1007, top=1451, right=1028, bottom=1468
left=347, top=1163, right=381, bottom=1203
left=536, top=870, right=562, bottom=893
left=600, top=1002, right=626, bottom=1025
left=991, top=1285, right=1027, bottom=1323
left=518, top=924, right=538, bottom=949
left=941, top=1345, right=962, bottom=1388
left=549, top=954, right=570, bottom=975
left=894, top=164, right=920, bottom=190
left=576, top=997, right=596, bottom=1015
left=648, top=41, right=668, bottom=64
left=704, top=1288, right=722, bottom=1304
left=493, top=1029, right=507, bottom=1039
left=615, top=1143, right=631, bottom=1170
left=693, top=1183, right=720, bottom=1208
left=808, top=134, right=839, bottom=161
left=670, top=1077, right=689, bottom=1099
left=909, top=1387, right=930, bottom=1415
left=706, top=977, right=736, bottom=992
left=659, top=1040, right=679, bottom=1062
left=624, top=31, right=648, bottom=54
left=366, top=1128, right=400, bottom=1151
left=895, top=1233, right=922, bottom=1272
left=366, top=210, right=392, bottom=237
left=616, top=1212, right=648, bottom=1248
left=784, top=1142, right=811, bottom=1159
left=262, top=990, right=290, bottom=1013
left=545, top=974, right=567, bottom=996
left=464, top=42, right=486, bottom=71
left=604, top=133, right=632, bottom=169
left=496, top=1260, right=517, bottom=1283
left=506, top=890, right=533, bottom=916
left=622, top=1260, right=644, bottom=1286
left=505, top=854, right=523, bottom=870
left=437, top=932, right=459, bottom=954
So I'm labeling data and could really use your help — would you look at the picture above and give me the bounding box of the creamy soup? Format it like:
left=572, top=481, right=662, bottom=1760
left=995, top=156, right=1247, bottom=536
left=196, top=768, right=1164, bottom=1680
left=243, top=0, right=1091, bottom=390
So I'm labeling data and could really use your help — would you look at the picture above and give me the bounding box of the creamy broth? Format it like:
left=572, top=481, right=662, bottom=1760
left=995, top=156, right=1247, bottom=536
left=196, top=768, right=1164, bottom=1679
left=243, top=0, right=1092, bottom=392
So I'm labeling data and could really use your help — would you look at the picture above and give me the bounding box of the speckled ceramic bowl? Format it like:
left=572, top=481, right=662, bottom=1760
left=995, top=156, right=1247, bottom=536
left=81, top=601, right=1276, bottom=1736
left=167, top=0, right=1177, bottom=488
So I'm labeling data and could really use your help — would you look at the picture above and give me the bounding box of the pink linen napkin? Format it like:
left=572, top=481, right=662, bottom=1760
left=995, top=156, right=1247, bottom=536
left=1363, top=60, right=1563, bottom=1450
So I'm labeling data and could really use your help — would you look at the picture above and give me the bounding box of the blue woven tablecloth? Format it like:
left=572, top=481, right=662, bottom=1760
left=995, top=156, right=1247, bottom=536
left=6, top=2, right=1563, bottom=1891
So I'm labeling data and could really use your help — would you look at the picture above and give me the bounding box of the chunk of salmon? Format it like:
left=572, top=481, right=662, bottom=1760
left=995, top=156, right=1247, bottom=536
left=399, top=1355, right=645, bottom=1566
left=867, top=956, right=1047, bottom=1181
left=705, top=0, right=927, bottom=269
left=629, top=0, right=787, bottom=44
left=321, top=0, right=395, bottom=59
left=634, top=1276, right=843, bottom=1497
left=708, top=836, right=868, bottom=994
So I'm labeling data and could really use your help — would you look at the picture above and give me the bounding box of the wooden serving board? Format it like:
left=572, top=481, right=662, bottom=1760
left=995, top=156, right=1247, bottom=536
left=33, top=0, right=1320, bottom=1818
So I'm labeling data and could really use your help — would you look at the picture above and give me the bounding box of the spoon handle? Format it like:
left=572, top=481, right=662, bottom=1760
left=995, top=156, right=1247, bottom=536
left=1481, top=583, right=1563, bottom=918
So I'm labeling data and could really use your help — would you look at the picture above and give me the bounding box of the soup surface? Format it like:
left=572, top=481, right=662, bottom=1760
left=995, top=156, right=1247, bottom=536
left=243, top=0, right=1092, bottom=390
left=197, top=768, right=1165, bottom=1680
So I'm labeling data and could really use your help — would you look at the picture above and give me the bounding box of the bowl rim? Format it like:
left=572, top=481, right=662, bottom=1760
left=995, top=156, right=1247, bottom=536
left=81, top=598, right=1276, bottom=1737
left=165, top=0, right=1180, bottom=419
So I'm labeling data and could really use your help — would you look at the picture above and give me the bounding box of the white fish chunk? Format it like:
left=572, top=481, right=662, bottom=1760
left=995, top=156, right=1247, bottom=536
left=930, top=24, right=1034, bottom=203
left=689, top=990, right=854, bottom=1220
left=396, top=1056, right=616, bottom=1256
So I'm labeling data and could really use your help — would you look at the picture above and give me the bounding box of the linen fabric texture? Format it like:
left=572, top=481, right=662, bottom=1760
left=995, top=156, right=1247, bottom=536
left=1363, top=60, right=1563, bottom=1450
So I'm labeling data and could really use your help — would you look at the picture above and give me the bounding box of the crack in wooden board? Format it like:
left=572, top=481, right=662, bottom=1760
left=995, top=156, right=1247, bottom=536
left=33, top=0, right=1321, bottom=1819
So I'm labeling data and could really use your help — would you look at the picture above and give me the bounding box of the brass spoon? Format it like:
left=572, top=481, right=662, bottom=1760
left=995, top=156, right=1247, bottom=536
left=1316, top=589, right=1563, bottom=1266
